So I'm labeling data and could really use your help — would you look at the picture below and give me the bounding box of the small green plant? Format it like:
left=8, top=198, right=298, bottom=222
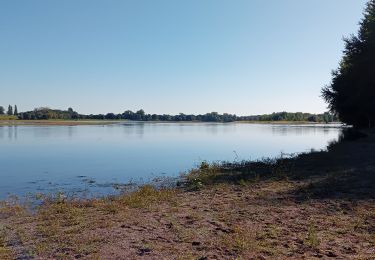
left=187, top=178, right=203, bottom=190
left=199, top=161, right=210, bottom=170
left=238, top=179, right=248, bottom=186
left=305, top=224, right=320, bottom=248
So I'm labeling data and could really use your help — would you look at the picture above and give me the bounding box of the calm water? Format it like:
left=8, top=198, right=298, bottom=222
left=0, top=122, right=342, bottom=199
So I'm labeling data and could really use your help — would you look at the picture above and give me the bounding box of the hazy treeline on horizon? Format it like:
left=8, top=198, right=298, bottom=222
left=1, top=106, right=339, bottom=123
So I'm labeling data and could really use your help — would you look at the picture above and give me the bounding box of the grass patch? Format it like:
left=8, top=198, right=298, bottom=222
left=0, top=185, right=177, bottom=258
left=184, top=157, right=294, bottom=189
left=221, top=225, right=260, bottom=255
left=119, top=185, right=176, bottom=209
left=305, top=223, right=320, bottom=249
left=0, top=198, right=26, bottom=219
left=0, top=227, right=12, bottom=260
left=0, top=115, right=18, bottom=120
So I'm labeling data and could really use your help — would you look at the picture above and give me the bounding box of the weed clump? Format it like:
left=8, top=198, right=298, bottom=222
left=119, top=185, right=176, bottom=208
left=184, top=157, right=294, bottom=188
left=305, top=224, right=320, bottom=249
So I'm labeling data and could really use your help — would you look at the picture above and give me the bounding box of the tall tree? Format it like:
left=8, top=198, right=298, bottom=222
left=135, top=109, right=145, bottom=120
left=0, top=106, right=4, bottom=115
left=14, top=105, right=18, bottom=115
left=322, top=0, right=375, bottom=128
left=7, top=105, right=13, bottom=116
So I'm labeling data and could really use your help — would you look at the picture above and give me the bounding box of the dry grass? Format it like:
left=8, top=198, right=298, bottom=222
left=0, top=229, right=13, bottom=260
left=118, top=185, right=176, bottom=208
left=0, top=185, right=176, bottom=258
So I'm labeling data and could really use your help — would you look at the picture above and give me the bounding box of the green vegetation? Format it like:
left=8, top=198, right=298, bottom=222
left=6, top=105, right=13, bottom=116
left=239, top=111, right=337, bottom=123
left=18, top=107, right=79, bottom=120
left=0, top=105, right=18, bottom=119
left=12, top=106, right=338, bottom=123
left=322, top=0, right=375, bottom=128
left=117, top=185, right=176, bottom=209
left=0, top=115, right=18, bottom=120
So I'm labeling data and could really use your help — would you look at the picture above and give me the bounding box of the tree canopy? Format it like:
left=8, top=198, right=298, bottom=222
left=7, top=105, right=13, bottom=116
left=16, top=107, right=337, bottom=123
left=322, top=0, right=375, bottom=128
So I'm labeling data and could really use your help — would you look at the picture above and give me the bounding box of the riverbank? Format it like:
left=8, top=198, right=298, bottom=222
left=0, top=129, right=374, bottom=259
left=236, top=120, right=341, bottom=125
left=0, top=120, right=123, bottom=126
left=0, top=119, right=340, bottom=126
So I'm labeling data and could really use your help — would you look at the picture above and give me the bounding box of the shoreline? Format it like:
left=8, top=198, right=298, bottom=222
left=1, top=129, right=374, bottom=259
left=0, top=120, right=124, bottom=126
left=0, top=119, right=342, bottom=126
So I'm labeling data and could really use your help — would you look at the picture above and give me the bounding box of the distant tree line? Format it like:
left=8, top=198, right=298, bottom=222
left=0, top=105, right=18, bottom=116
left=14, top=107, right=338, bottom=123
left=17, top=107, right=79, bottom=120
left=240, top=112, right=338, bottom=123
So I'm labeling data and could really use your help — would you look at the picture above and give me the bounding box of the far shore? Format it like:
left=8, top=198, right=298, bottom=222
left=0, top=119, right=122, bottom=126
left=0, top=119, right=341, bottom=126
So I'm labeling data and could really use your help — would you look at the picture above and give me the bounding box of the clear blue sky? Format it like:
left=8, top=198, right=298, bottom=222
left=0, top=0, right=368, bottom=115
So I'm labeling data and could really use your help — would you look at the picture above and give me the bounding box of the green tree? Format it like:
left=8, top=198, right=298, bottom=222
left=7, top=105, right=13, bottom=116
left=322, top=0, right=375, bottom=128
left=0, top=106, right=4, bottom=115
left=122, top=110, right=134, bottom=120
left=136, top=109, right=145, bottom=116
left=14, top=105, right=18, bottom=115
left=135, top=109, right=145, bottom=120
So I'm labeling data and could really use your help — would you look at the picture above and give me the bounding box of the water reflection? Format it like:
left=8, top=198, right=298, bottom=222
left=120, top=122, right=145, bottom=138
left=0, top=123, right=342, bottom=198
left=2, top=126, right=18, bottom=140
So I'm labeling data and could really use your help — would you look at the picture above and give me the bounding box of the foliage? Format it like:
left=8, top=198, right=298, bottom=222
left=18, top=107, right=78, bottom=120
left=322, top=0, right=375, bottom=128
left=185, top=158, right=293, bottom=188
left=6, top=105, right=13, bottom=116
left=0, top=115, right=18, bottom=120
left=16, top=106, right=338, bottom=123
left=0, top=105, right=18, bottom=118
left=239, top=111, right=337, bottom=123
left=305, top=223, right=320, bottom=249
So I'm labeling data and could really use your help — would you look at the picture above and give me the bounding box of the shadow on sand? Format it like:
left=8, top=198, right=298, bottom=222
left=187, top=128, right=375, bottom=202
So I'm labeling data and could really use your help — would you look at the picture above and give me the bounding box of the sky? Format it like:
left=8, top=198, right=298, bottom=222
left=0, top=0, right=369, bottom=115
